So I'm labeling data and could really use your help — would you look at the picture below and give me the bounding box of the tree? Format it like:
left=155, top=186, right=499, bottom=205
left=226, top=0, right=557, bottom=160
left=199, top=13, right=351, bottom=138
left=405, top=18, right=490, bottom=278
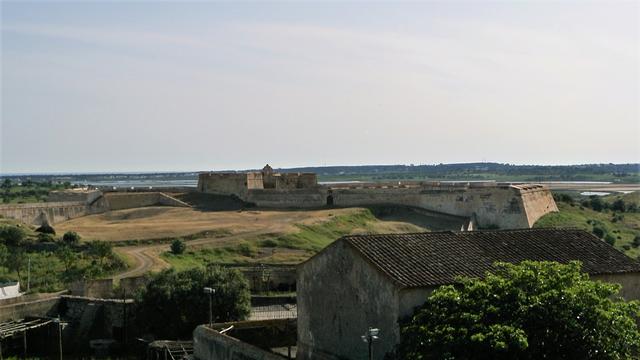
left=397, top=261, right=640, bottom=360
left=170, top=238, right=186, bottom=255
left=611, top=199, right=626, bottom=212
left=0, top=225, right=26, bottom=247
left=592, top=225, right=606, bottom=239
left=0, top=244, right=8, bottom=267
left=135, top=266, right=251, bottom=339
left=62, top=231, right=81, bottom=246
left=590, top=196, right=606, bottom=212
left=55, top=246, right=78, bottom=273
left=36, top=224, right=56, bottom=235
left=604, top=233, right=617, bottom=246
left=87, top=240, right=112, bottom=266
left=6, top=249, right=27, bottom=283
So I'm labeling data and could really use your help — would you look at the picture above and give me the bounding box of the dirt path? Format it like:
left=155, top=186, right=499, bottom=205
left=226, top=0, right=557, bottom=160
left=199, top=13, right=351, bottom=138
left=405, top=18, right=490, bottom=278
left=112, top=228, right=282, bottom=280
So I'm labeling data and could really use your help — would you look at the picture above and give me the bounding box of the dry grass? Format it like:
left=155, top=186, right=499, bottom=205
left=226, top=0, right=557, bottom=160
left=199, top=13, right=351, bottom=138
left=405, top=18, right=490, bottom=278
left=55, top=206, right=379, bottom=242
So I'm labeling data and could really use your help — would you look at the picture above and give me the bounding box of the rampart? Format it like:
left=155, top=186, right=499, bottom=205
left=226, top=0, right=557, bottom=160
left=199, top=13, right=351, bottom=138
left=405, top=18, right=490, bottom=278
left=0, top=191, right=188, bottom=226
left=200, top=170, right=558, bottom=229
left=0, top=201, right=95, bottom=226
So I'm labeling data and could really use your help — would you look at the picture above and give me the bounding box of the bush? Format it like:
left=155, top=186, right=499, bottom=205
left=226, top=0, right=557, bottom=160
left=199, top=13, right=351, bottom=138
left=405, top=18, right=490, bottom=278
left=611, top=199, right=626, bottom=212
left=62, top=231, right=81, bottom=245
left=592, top=226, right=606, bottom=239
left=135, top=267, right=251, bottom=339
left=632, top=235, right=640, bottom=248
left=37, top=232, right=55, bottom=243
left=260, top=239, right=279, bottom=248
left=236, top=242, right=256, bottom=257
left=396, top=261, right=640, bottom=359
left=604, top=233, right=616, bottom=246
left=589, top=196, right=606, bottom=212
left=170, top=239, right=186, bottom=255
left=0, top=225, right=26, bottom=247
left=36, top=224, right=56, bottom=235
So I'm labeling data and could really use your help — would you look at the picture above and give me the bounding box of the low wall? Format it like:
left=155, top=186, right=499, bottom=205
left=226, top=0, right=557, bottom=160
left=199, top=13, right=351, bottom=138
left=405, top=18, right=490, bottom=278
left=70, top=279, right=115, bottom=298
left=0, top=201, right=89, bottom=225
left=246, top=189, right=326, bottom=208
left=104, top=192, right=189, bottom=211
left=193, top=325, right=286, bottom=360
left=0, top=295, right=60, bottom=322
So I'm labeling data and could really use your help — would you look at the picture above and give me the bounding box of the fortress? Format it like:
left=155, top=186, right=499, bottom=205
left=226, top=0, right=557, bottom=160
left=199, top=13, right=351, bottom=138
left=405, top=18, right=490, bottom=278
left=198, top=165, right=558, bottom=229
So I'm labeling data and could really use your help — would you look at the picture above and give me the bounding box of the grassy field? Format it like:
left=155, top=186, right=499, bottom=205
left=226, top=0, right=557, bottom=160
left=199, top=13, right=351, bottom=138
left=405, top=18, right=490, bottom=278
left=161, top=208, right=435, bottom=269
left=535, top=192, right=640, bottom=258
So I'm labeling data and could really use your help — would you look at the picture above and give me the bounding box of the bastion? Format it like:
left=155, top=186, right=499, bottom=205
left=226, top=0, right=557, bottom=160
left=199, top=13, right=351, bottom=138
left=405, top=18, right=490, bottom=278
left=198, top=165, right=558, bottom=229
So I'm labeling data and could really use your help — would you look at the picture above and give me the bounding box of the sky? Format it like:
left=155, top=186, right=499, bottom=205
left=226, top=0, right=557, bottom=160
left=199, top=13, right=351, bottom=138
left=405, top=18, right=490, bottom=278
left=1, top=1, right=638, bottom=173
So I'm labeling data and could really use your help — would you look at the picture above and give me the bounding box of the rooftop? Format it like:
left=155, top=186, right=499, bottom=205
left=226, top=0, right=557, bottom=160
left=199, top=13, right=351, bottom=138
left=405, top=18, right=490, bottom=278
left=344, top=229, right=640, bottom=288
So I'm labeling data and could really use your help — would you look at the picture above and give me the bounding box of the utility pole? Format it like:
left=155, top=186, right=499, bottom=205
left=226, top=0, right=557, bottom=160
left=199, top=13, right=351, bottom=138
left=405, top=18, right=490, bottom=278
left=203, top=287, right=215, bottom=327
left=53, top=317, right=62, bottom=360
left=27, top=257, right=31, bottom=292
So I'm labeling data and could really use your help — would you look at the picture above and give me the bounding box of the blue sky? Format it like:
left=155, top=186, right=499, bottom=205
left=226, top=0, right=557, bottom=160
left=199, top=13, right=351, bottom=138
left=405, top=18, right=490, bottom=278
left=1, top=1, right=638, bottom=173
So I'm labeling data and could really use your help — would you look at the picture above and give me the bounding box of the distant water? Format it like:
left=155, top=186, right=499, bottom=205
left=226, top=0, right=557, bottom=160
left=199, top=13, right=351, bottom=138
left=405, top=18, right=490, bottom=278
left=580, top=191, right=611, bottom=196
left=77, top=179, right=198, bottom=188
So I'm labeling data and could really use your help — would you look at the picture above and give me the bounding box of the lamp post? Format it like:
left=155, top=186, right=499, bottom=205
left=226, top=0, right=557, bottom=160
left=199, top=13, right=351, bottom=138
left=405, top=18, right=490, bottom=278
left=361, top=327, right=380, bottom=360
left=203, top=287, right=215, bottom=327
left=52, top=316, right=62, bottom=360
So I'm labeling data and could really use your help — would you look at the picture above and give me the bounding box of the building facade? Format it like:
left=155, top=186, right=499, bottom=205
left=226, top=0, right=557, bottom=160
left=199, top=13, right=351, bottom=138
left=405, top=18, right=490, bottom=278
left=297, top=229, right=640, bottom=360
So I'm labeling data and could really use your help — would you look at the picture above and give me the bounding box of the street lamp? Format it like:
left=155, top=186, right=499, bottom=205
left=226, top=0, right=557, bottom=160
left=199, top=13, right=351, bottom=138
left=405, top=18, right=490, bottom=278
left=52, top=316, right=62, bottom=360
left=203, top=287, right=216, bottom=327
left=361, top=327, right=380, bottom=360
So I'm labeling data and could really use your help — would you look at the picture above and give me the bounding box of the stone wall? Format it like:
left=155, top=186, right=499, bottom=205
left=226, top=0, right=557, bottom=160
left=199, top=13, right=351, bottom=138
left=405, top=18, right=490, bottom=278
left=103, top=192, right=189, bottom=211
left=193, top=325, right=285, bottom=360
left=70, top=279, right=115, bottom=298
left=0, top=201, right=91, bottom=225
left=198, top=173, right=249, bottom=196
left=246, top=189, right=326, bottom=208
left=297, top=240, right=400, bottom=360
left=0, top=295, right=61, bottom=322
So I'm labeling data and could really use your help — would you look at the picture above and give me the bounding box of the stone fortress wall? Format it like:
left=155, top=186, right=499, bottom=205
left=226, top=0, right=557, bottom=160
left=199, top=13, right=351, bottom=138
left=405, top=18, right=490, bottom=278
left=0, top=189, right=189, bottom=226
left=199, top=165, right=558, bottom=229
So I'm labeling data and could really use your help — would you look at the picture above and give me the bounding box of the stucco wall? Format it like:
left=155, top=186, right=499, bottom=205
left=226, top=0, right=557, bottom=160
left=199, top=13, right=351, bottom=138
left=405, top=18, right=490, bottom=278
left=297, top=241, right=400, bottom=360
left=591, top=272, right=640, bottom=301
left=193, top=325, right=285, bottom=360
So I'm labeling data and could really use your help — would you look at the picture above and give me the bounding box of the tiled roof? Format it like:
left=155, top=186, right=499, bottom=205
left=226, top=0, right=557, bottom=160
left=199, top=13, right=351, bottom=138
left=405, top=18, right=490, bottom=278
left=344, top=229, right=640, bottom=288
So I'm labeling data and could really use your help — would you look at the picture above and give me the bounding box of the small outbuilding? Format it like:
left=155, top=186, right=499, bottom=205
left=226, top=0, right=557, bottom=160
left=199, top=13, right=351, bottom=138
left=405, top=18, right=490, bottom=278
left=296, top=229, right=640, bottom=360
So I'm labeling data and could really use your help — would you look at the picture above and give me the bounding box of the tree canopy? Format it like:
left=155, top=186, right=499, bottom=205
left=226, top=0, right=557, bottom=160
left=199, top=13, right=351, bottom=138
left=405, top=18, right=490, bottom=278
left=134, top=266, right=251, bottom=339
left=397, top=261, right=640, bottom=360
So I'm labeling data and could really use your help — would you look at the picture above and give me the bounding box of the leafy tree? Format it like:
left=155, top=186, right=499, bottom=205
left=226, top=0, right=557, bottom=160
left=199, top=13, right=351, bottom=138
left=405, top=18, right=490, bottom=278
left=611, top=199, right=626, bottom=213
left=0, top=225, right=26, bottom=247
left=87, top=240, right=113, bottom=266
left=0, top=244, right=8, bottom=266
left=0, top=179, right=11, bottom=190
left=397, top=261, right=640, bottom=360
left=604, top=233, right=616, bottom=246
left=6, top=249, right=27, bottom=283
left=170, top=238, right=186, bottom=255
left=62, top=231, right=81, bottom=246
left=590, top=196, right=606, bottom=212
left=632, top=235, right=640, bottom=249
left=135, top=266, right=251, bottom=339
left=55, top=246, right=78, bottom=273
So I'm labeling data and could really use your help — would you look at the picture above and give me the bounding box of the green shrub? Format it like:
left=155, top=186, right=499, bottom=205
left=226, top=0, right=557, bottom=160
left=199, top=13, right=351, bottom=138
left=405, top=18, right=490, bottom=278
left=62, top=231, right=81, bottom=245
left=604, top=233, right=616, bottom=246
left=170, top=239, right=186, bottom=255
left=37, top=232, right=55, bottom=243
left=236, top=242, right=256, bottom=257
left=592, top=226, right=606, bottom=239
left=0, top=225, right=26, bottom=247
left=260, top=239, right=279, bottom=248
left=36, top=224, right=56, bottom=235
